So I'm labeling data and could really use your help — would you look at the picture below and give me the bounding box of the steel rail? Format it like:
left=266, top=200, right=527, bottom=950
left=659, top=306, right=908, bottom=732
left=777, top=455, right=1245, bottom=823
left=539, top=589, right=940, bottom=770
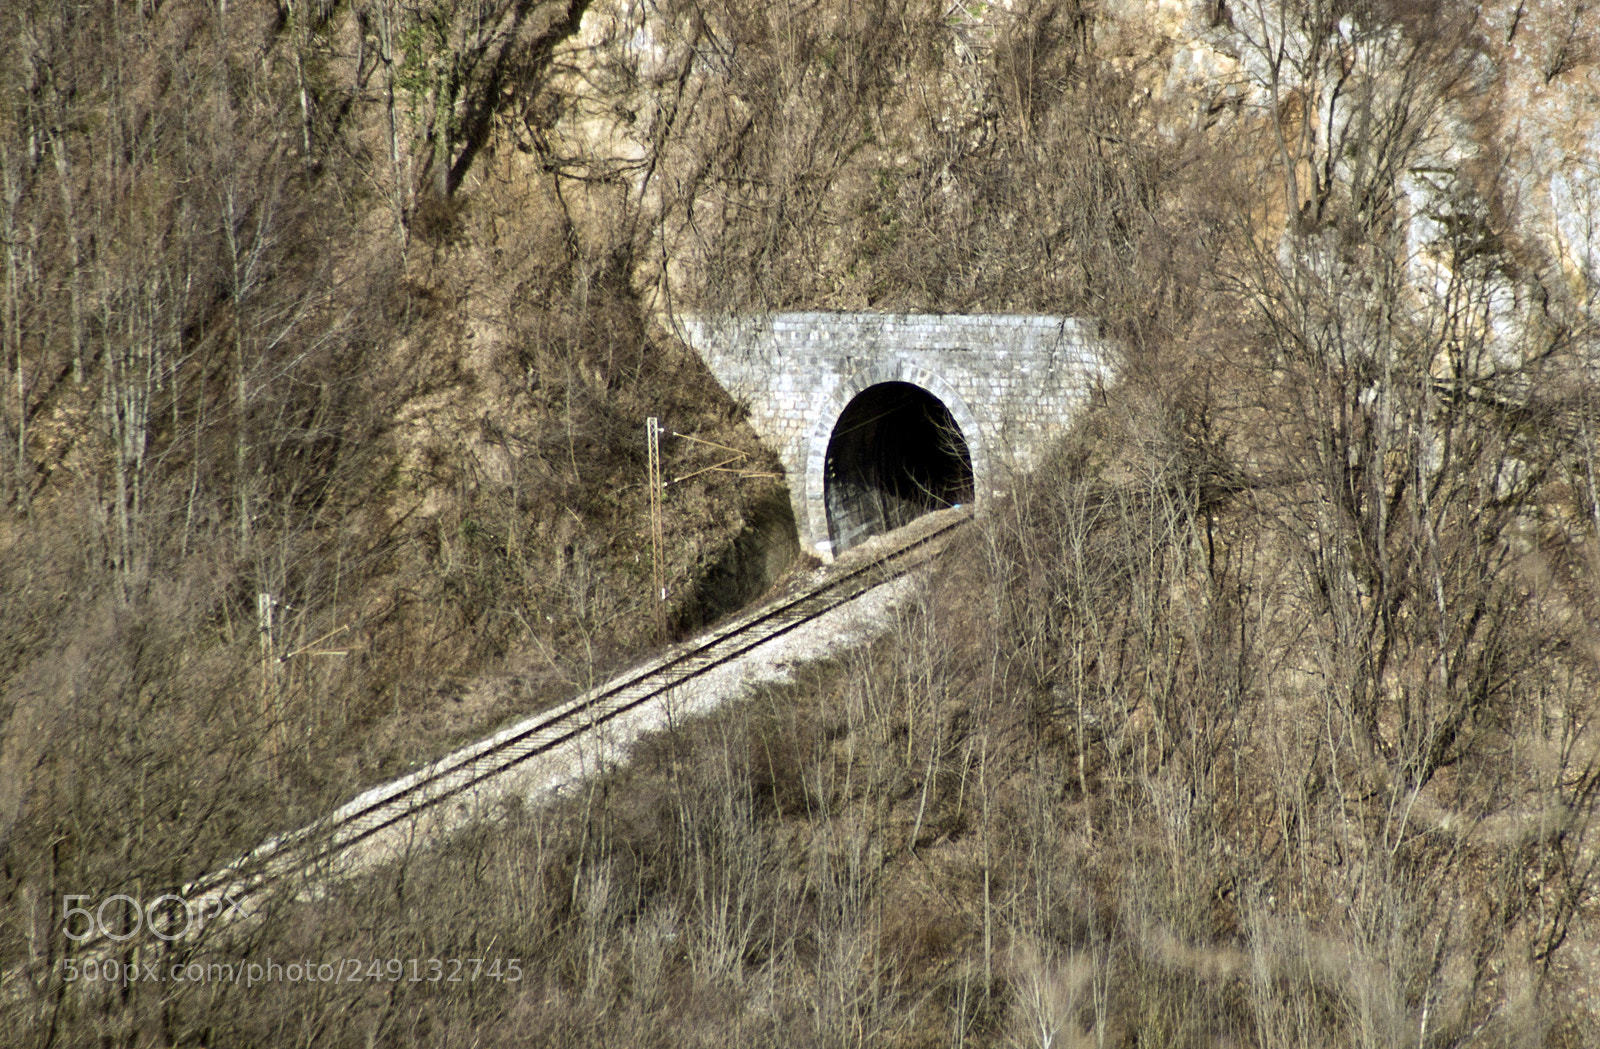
left=186, top=511, right=972, bottom=914
left=14, top=513, right=969, bottom=980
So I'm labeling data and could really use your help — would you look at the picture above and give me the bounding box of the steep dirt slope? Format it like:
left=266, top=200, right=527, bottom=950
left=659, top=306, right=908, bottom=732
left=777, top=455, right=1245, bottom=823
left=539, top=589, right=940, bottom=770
left=0, top=0, right=793, bottom=983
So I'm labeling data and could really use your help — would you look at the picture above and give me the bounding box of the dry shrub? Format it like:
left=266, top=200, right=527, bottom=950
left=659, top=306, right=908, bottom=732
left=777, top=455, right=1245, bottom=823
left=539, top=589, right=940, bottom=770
left=0, top=2, right=783, bottom=1037
left=4, top=0, right=1598, bottom=1046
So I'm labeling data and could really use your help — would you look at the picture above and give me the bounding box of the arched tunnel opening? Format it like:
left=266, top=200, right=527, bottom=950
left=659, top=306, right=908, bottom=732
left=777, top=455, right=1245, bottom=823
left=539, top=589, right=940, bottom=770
left=824, top=382, right=974, bottom=553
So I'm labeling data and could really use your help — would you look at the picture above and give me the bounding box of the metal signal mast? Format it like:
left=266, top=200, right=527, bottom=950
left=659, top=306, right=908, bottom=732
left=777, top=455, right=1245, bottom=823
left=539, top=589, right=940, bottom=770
left=646, top=417, right=667, bottom=636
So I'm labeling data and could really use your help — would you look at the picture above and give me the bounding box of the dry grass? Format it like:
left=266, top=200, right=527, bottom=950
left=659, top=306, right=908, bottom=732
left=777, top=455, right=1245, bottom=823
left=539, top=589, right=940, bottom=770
left=4, top=0, right=1598, bottom=1045
left=0, top=0, right=788, bottom=1013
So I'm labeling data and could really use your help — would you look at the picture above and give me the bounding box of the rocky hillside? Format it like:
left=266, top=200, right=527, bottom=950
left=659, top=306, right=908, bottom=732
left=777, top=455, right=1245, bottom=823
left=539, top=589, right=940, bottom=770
left=0, top=0, right=790, bottom=978
left=3, top=0, right=1599, bottom=1045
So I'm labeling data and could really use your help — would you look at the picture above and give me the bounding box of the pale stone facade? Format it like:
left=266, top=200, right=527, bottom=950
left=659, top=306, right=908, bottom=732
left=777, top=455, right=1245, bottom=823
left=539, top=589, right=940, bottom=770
left=676, top=313, right=1113, bottom=558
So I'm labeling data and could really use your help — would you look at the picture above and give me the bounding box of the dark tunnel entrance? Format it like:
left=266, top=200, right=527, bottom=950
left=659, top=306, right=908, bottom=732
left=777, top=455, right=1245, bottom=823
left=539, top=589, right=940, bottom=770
left=824, top=382, right=974, bottom=553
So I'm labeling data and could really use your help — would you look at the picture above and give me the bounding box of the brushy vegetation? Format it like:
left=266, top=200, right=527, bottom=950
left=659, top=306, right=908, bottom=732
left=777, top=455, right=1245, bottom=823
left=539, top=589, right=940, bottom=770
left=4, top=0, right=1600, bottom=1045
left=0, top=0, right=785, bottom=1008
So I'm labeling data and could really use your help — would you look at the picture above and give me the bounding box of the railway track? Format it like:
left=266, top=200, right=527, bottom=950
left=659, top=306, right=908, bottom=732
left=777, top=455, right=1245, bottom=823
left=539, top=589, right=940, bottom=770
left=163, top=509, right=972, bottom=927
left=1, top=512, right=967, bottom=995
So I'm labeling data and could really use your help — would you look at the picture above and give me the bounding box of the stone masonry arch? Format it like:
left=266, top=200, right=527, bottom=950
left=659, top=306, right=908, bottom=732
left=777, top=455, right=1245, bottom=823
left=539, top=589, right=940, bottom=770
left=677, top=312, right=1111, bottom=559
left=804, top=361, right=985, bottom=556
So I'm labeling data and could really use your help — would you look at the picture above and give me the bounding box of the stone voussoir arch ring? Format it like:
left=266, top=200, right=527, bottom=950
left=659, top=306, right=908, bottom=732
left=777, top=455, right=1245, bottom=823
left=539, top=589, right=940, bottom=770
left=803, top=358, right=986, bottom=558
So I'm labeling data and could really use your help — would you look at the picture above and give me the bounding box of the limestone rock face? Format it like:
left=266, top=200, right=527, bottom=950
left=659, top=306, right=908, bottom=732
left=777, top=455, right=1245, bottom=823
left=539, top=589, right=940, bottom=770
left=526, top=0, right=1593, bottom=361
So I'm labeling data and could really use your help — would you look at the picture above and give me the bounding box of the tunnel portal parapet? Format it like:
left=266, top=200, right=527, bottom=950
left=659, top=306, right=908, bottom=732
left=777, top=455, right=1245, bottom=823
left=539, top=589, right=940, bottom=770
left=677, top=312, right=1112, bottom=558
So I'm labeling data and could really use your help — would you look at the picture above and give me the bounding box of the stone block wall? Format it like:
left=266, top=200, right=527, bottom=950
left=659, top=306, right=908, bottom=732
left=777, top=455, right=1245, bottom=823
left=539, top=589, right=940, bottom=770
left=676, top=312, right=1112, bottom=557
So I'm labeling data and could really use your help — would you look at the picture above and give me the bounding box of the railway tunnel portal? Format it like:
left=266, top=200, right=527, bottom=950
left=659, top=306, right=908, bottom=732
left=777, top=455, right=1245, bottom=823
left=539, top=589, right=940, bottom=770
left=824, top=381, right=975, bottom=553
left=677, top=312, right=1111, bottom=559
